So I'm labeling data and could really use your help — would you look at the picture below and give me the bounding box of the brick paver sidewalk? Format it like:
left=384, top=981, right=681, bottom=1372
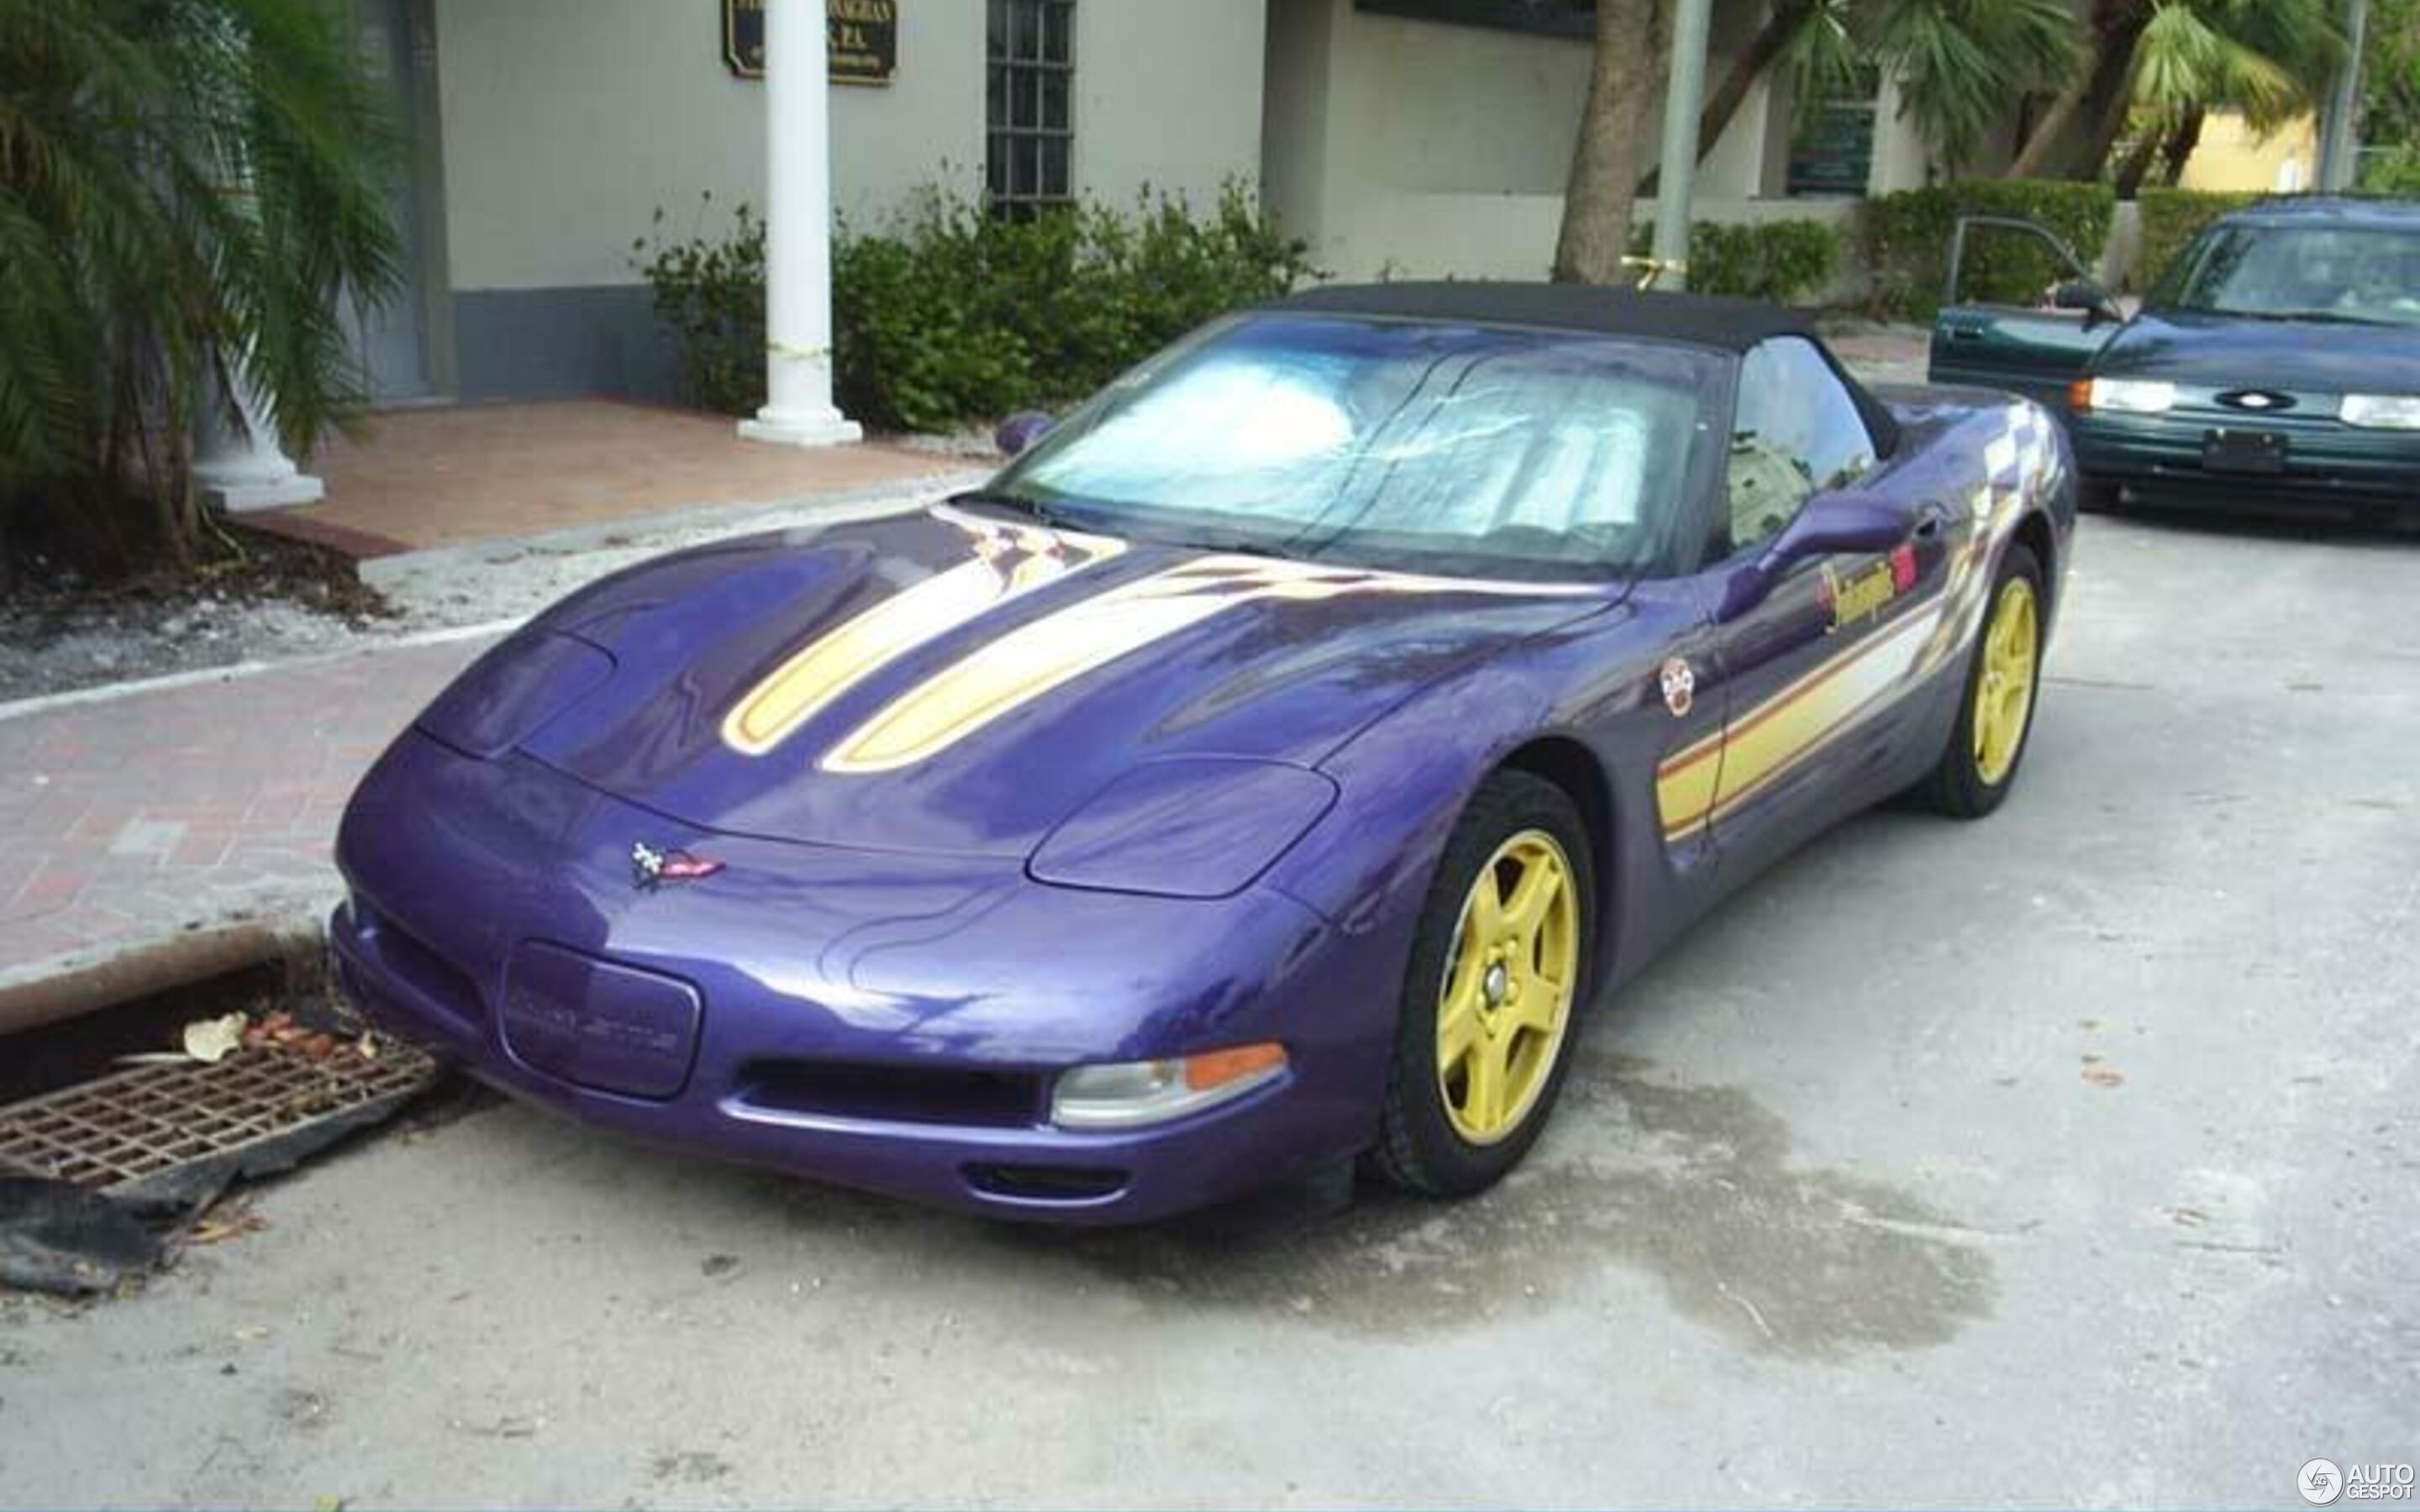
left=0, top=633, right=498, bottom=1025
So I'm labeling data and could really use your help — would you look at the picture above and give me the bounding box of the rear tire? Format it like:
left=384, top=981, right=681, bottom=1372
left=1911, top=543, right=2045, bottom=819
left=1370, top=771, right=1594, bottom=1200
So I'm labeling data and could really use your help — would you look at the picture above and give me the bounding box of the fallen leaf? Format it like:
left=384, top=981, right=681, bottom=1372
left=182, top=1012, right=248, bottom=1064
left=2081, top=1066, right=2125, bottom=1088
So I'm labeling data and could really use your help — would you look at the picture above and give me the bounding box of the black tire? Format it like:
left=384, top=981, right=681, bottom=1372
left=2078, top=479, right=2122, bottom=514
left=1910, top=543, right=2046, bottom=819
left=1369, top=770, right=1595, bottom=1200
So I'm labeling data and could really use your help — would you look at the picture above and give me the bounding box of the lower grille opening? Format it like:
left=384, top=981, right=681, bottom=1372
left=735, top=1061, right=1044, bottom=1128
left=964, top=1163, right=1128, bottom=1203
left=351, top=900, right=483, bottom=1026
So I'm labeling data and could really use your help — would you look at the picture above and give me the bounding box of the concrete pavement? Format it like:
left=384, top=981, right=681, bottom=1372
left=0, top=510, right=2412, bottom=1507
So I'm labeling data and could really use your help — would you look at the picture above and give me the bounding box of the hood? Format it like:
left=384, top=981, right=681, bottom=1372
left=486, top=506, right=1612, bottom=858
left=2095, top=309, right=2420, bottom=394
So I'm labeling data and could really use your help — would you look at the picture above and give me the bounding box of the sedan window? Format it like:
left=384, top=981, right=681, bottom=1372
left=2156, top=224, right=2420, bottom=327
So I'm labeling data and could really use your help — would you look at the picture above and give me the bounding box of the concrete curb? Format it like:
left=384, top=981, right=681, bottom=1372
left=0, top=622, right=518, bottom=726
left=356, top=470, right=988, bottom=594
left=0, top=899, right=333, bottom=1036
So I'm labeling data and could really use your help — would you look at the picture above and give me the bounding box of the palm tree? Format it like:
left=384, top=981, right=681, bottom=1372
left=2007, top=0, right=2345, bottom=181
left=0, top=0, right=399, bottom=572
left=1560, top=0, right=2075, bottom=282
left=1686, top=0, right=2076, bottom=177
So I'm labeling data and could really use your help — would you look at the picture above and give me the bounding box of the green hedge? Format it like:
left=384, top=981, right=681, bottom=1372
left=634, top=183, right=1315, bottom=432
left=2134, top=186, right=2261, bottom=291
left=1627, top=217, right=1842, bottom=302
left=1860, top=181, right=2118, bottom=320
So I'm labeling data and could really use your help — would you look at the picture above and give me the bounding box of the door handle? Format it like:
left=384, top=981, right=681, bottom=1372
left=1944, top=326, right=1986, bottom=342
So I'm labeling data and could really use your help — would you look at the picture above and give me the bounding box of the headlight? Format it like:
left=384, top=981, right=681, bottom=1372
left=2081, top=377, right=2178, bottom=414
left=1050, top=1043, right=1288, bottom=1129
left=2339, top=393, right=2420, bottom=430
left=416, top=632, right=615, bottom=759
left=1028, top=758, right=1336, bottom=899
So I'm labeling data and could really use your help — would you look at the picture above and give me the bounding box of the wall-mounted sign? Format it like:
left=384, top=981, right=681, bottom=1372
left=723, top=0, right=897, bottom=85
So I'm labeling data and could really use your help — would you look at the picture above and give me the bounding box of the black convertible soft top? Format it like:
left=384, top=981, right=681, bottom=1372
left=1264, top=281, right=1901, bottom=457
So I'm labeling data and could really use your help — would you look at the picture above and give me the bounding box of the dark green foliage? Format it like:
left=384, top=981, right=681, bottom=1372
left=635, top=183, right=1316, bottom=433
left=1860, top=181, right=2118, bottom=319
left=0, top=0, right=402, bottom=569
left=1628, top=218, right=1843, bottom=302
left=631, top=196, right=769, bottom=418
left=2134, top=186, right=2261, bottom=291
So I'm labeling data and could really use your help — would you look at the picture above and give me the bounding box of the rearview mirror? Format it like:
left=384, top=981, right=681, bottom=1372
left=2052, top=279, right=2123, bottom=327
left=995, top=411, right=1055, bottom=457
left=1716, top=491, right=1918, bottom=623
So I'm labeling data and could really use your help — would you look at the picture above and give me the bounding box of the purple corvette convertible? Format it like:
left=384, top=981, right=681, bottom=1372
left=332, top=284, right=2075, bottom=1222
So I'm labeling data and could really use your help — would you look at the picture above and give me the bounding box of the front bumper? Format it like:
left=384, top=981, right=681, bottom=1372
left=330, top=732, right=1389, bottom=1223
left=2073, top=409, right=2420, bottom=511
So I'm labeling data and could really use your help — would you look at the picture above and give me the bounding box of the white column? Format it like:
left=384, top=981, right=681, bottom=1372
left=739, top=0, right=862, bottom=448
left=192, top=362, right=324, bottom=512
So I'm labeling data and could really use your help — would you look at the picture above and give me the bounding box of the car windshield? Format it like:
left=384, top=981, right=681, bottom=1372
left=2154, top=223, right=2420, bottom=327
left=986, top=314, right=1723, bottom=580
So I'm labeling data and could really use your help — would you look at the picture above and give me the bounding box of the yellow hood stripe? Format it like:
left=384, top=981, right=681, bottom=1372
left=720, top=510, right=1123, bottom=757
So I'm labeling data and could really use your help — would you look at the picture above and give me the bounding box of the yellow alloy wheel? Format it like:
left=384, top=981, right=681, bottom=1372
left=1973, top=575, right=2039, bottom=787
left=1436, top=829, right=1579, bottom=1146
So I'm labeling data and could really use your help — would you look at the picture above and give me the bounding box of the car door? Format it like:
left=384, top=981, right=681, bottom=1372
left=1699, top=338, right=1955, bottom=865
left=1928, top=216, right=2118, bottom=407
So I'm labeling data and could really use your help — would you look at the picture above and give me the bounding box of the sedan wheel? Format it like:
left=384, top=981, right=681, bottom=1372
left=1372, top=771, right=1592, bottom=1198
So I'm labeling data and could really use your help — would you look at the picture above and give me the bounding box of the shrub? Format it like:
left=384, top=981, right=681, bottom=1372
left=631, top=196, right=769, bottom=417
left=1627, top=218, right=1842, bottom=303
left=636, top=182, right=1315, bottom=432
left=2133, top=187, right=2262, bottom=293
left=1860, top=181, right=2118, bottom=320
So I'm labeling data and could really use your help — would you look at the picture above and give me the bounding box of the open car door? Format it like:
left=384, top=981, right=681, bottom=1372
left=1928, top=216, right=2123, bottom=409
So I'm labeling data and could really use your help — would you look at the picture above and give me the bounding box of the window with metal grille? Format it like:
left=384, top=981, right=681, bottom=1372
left=986, top=0, right=1074, bottom=217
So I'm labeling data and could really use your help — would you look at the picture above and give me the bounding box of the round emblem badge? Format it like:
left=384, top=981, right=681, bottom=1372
left=1659, top=657, right=1696, bottom=718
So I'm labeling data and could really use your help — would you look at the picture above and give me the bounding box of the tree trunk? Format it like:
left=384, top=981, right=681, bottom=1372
left=1555, top=0, right=1670, bottom=284
left=2112, top=130, right=2161, bottom=198
left=2008, top=8, right=2146, bottom=179
left=2158, top=107, right=2206, bottom=186
left=1639, top=0, right=1809, bottom=197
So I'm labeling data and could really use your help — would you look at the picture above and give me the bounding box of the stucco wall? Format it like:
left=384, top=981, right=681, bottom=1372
left=1076, top=0, right=1267, bottom=209
left=1263, top=0, right=1799, bottom=282
left=1262, top=0, right=1923, bottom=288
left=434, top=0, right=766, bottom=292
left=434, top=0, right=993, bottom=291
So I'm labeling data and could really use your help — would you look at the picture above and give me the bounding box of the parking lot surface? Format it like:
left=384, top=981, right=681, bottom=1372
left=2, top=511, right=2412, bottom=1508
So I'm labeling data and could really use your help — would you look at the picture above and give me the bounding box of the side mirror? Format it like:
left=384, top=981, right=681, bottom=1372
left=1716, top=490, right=1918, bottom=623
left=2052, top=280, right=2123, bottom=327
left=994, top=410, right=1055, bottom=457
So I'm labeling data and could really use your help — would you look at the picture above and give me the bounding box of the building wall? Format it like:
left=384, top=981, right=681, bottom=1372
left=1077, top=0, right=1268, bottom=210
left=424, top=0, right=1263, bottom=402
left=1263, top=0, right=1809, bottom=282
left=1260, top=0, right=1916, bottom=291
left=2181, top=112, right=2317, bottom=194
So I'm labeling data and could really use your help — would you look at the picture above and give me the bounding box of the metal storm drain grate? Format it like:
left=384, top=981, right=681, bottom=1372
left=0, top=1042, right=440, bottom=1203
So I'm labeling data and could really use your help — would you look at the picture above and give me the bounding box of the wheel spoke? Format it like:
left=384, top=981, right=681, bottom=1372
left=1502, top=853, right=1562, bottom=938
left=1465, top=1030, right=1509, bottom=1131
left=1438, top=980, right=1481, bottom=1069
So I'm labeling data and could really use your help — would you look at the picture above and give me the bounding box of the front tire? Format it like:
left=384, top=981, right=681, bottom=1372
left=1370, top=771, right=1593, bottom=1200
left=1912, top=543, right=2045, bottom=819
